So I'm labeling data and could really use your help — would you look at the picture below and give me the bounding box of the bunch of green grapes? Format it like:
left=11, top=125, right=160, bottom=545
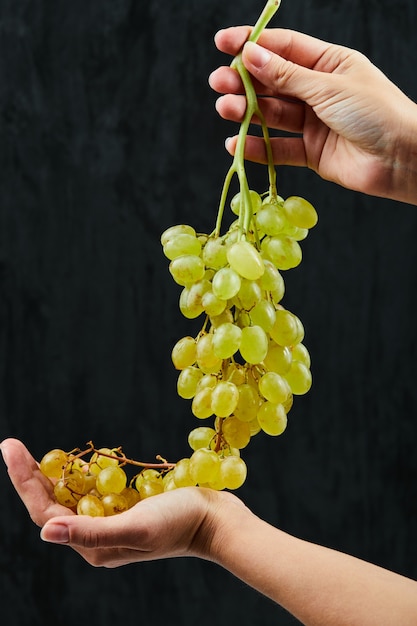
left=163, top=191, right=317, bottom=490
left=39, top=444, right=176, bottom=516
left=39, top=0, right=316, bottom=510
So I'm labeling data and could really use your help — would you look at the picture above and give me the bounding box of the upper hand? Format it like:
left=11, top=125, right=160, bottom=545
left=209, top=27, right=417, bottom=204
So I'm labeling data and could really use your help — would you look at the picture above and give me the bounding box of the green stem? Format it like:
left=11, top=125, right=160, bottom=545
left=215, top=0, right=281, bottom=237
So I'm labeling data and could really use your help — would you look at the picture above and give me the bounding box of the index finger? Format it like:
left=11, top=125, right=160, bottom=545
left=215, top=27, right=335, bottom=70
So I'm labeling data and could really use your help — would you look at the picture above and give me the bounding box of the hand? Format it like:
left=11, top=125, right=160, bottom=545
left=1, top=438, right=244, bottom=568
left=209, top=27, right=417, bottom=204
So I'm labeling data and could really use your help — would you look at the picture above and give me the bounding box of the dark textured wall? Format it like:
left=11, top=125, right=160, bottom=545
left=1, top=1, right=417, bottom=624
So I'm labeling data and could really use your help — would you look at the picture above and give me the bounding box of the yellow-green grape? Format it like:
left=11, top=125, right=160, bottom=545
left=211, top=381, right=239, bottom=418
left=225, top=362, right=246, bottom=386
left=288, top=226, right=309, bottom=241
left=282, top=196, right=318, bottom=229
left=192, top=387, right=214, bottom=419
left=101, top=493, right=129, bottom=516
left=255, top=203, right=287, bottom=236
left=212, top=267, right=241, bottom=300
left=171, top=336, right=197, bottom=370
left=195, top=374, right=218, bottom=393
left=137, top=478, right=164, bottom=499
left=196, top=333, right=222, bottom=374
left=230, top=190, right=262, bottom=216
left=219, top=456, right=247, bottom=490
left=201, top=290, right=227, bottom=316
left=89, top=448, right=120, bottom=475
left=179, top=286, right=202, bottom=319
left=249, top=417, right=262, bottom=436
left=250, top=300, right=276, bottom=333
left=257, top=402, right=288, bottom=436
left=292, top=343, right=311, bottom=368
left=188, top=426, right=216, bottom=451
left=263, top=342, right=292, bottom=374
left=189, top=449, right=220, bottom=484
left=177, top=366, right=204, bottom=399
left=39, top=449, right=69, bottom=479
left=163, top=471, right=177, bottom=492
left=169, top=255, right=205, bottom=286
left=120, top=487, right=141, bottom=508
left=239, top=325, right=268, bottom=364
left=233, top=383, right=260, bottom=422
left=77, top=494, right=105, bottom=517
left=258, top=371, right=291, bottom=404
left=226, top=241, right=264, bottom=281
left=209, top=308, right=234, bottom=328
left=161, top=224, right=196, bottom=246
left=96, top=466, right=127, bottom=495
left=172, top=458, right=196, bottom=487
left=222, top=417, right=251, bottom=449
left=259, top=259, right=285, bottom=294
left=212, top=322, right=242, bottom=359
left=262, top=235, right=302, bottom=270
left=235, top=278, right=262, bottom=310
left=163, top=233, right=202, bottom=261
left=82, top=471, right=97, bottom=494
left=202, top=237, right=228, bottom=269
left=270, top=309, right=300, bottom=347
left=54, top=477, right=83, bottom=508
left=185, top=279, right=211, bottom=313
left=284, top=361, right=312, bottom=395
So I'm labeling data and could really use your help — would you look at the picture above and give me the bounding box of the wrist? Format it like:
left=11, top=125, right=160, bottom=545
left=387, top=99, right=417, bottom=205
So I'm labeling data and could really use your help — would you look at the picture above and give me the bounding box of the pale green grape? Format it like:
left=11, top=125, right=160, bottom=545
left=250, top=300, right=276, bottom=332
left=188, top=426, right=216, bottom=451
left=161, top=224, right=196, bottom=246
left=209, top=308, right=234, bottom=328
left=192, top=387, right=214, bottom=419
left=233, top=383, right=260, bottom=422
left=201, top=290, right=227, bottom=316
left=259, top=259, right=284, bottom=294
left=258, top=371, right=291, bottom=404
left=257, top=401, right=288, bottom=436
left=120, top=487, right=141, bottom=508
left=284, top=361, right=312, bottom=395
left=222, top=417, right=251, bottom=449
left=219, top=456, right=247, bottom=490
left=291, top=343, right=311, bottom=368
left=263, top=342, right=292, bottom=374
left=270, top=309, right=300, bottom=346
left=77, top=494, right=105, bottom=517
left=212, top=267, right=241, bottom=300
left=283, top=196, right=318, bottom=229
left=227, top=241, right=265, bottom=280
left=196, top=333, right=222, bottom=374
left=40, top=449, right=69, bottom=479
left=163, top=471, right=178, bottom=492
left=212, top=322, right=242, bottom=359
left=101, top=493, right=129, bottom=516
left=179, top=286, right=204, bottom=319
left=262, top=235, right=302, bottom=270
left=163, top=233, right=202, bottom=260
left=177, top=366, right=204, bottom=399
left=171, top=336, right=197, bottom=370
left=211, top=381, right=239, bottom=417
left=189, top=449, right=220, bottom=484
left=169, top=255, right=205, bottom=286
left=230, top=190, right=262, bottom=216
left=235, top=278, right=262, bottom=310
left=89, top=448, right=120, bottom=475
left=137, top=479, right=164, bottom=499
left=203, top=237, right=228, bottom=269
left=239, top=325, right=268, bottom=364
left=96, top=466, right=127, bottom=495
left=255, top=203, right=287, bottom=236
left=172, top=458, right=196, bottom=487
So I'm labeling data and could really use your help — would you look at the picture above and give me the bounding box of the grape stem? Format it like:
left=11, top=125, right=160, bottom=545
left=214, top=0, right=281, bottom=239
left=70, top=442, right=176, bottom=471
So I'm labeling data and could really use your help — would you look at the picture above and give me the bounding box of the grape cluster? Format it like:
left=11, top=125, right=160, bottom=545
left=163, top=191, right=317, bottom=489
left=39, top=444, right=177, bottom=516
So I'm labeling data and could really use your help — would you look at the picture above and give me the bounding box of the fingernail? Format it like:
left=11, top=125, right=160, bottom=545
left=41, top=523, right=69, bottom=544
left=225, top=137, right=232, bottom=150
left=244, top=41, right=272, bottom=68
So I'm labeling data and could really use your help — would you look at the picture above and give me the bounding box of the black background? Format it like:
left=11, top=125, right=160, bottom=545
left=1, top=1, right=417, bottom=624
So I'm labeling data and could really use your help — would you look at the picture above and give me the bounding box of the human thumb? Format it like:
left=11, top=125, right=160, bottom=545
left=41, top=514, right=134, bottom=549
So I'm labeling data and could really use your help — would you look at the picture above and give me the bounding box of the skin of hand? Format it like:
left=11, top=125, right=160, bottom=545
left=209, top=27, right=417, bottom=205
left=3, top=437, right=417, bottom=625
left=0, top=437, right=244, bottom=568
